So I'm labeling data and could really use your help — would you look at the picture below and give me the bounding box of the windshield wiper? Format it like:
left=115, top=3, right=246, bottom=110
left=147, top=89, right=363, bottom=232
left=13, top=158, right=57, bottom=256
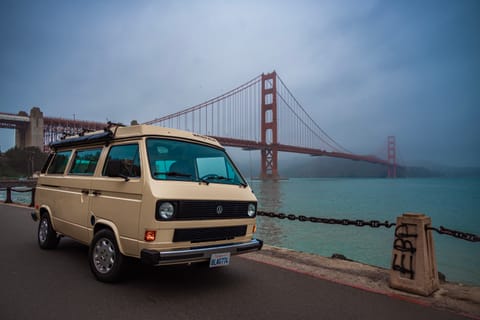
left=200, top=175, right=248, bottom=187
left=200, top=174, right=227, bottom=185
left=154, top=171, right=192, bottom=177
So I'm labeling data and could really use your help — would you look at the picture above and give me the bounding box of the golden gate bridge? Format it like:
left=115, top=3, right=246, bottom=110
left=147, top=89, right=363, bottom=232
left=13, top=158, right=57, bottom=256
left=0, top=71, right=397, bottom=178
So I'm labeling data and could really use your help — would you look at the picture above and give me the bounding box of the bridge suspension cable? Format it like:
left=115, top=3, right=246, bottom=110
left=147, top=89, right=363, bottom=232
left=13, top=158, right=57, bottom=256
left=144, top=75, right=262, bottom=143
left=143, top=72, right=352, bottom=154
left=276, top=75, right=352, bottom=154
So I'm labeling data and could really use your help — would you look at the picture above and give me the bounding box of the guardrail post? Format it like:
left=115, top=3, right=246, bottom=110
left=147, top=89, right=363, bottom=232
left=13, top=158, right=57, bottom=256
left=5, top=187, right=13, bottom=203
left=389, top=213, right=439, bottom=296
left=29, top=188, right=36, bottom=207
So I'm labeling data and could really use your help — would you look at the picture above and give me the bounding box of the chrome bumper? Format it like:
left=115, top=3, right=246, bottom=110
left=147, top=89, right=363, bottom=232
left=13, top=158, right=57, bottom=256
left=141, top=238, right=263, bottom=266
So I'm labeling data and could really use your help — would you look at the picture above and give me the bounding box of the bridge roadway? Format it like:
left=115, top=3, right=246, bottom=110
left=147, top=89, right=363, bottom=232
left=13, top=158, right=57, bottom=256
left=214, top=136, right=390, bottom=166
left=0, top=204, right=470, bottom=320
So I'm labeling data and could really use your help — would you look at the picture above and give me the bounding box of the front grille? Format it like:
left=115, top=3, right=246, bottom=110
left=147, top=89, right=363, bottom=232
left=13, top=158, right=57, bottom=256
left=156, top=200, right=256, bottom=220
left=173, top=225, right=247, bottom=243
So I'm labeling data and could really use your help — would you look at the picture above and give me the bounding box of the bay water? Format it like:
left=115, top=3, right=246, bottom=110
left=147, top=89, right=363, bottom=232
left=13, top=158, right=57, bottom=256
left=249, top=178, right=480, bottom=286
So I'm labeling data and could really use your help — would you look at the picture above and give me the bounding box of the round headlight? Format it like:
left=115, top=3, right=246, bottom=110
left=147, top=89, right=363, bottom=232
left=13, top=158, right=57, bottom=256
left=247, top=203, right=256, bottom=217
left=159, top=202, right=175, bottom=219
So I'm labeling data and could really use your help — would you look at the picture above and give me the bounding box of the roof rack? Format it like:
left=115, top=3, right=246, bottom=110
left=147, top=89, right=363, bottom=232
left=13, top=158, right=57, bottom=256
left=50, top=129, right=114, bottom=150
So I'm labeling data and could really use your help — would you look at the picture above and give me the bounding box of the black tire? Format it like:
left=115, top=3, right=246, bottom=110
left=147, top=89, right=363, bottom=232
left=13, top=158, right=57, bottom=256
left=89, top=229, right=124, bottom=283
left=37, top=214, right=59, bottom=249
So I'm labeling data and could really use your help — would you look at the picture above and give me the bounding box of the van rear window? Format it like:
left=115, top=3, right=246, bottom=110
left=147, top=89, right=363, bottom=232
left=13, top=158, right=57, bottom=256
left=69, top=148, right=102, bottom=175
left=47, top=150, right=72, bottom=174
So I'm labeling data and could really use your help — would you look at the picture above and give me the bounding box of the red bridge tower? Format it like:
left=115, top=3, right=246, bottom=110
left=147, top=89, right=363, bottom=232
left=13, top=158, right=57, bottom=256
left=387, top=135, right=397, bottom=178
left=260, top=71, right=279, bottom=179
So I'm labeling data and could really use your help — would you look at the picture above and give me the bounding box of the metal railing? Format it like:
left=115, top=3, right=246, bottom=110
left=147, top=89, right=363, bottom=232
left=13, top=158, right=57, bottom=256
left=257, top=210, right=479, bottom=242
left=0, top=186, right=35, bottom=207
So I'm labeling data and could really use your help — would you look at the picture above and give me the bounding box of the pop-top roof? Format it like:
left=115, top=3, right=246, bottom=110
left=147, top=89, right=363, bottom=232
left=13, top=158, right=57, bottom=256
left=50, top=124, right=221, bottom=149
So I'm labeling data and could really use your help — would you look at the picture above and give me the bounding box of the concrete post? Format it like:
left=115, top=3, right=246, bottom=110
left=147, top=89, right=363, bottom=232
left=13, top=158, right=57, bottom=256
left=27, top=107, right=44, bottom=149
left=14, top=107, right=44, bottom=150
left=389, top=213, right=439, bottom=296
left=5, top=187, right=13, bottom=203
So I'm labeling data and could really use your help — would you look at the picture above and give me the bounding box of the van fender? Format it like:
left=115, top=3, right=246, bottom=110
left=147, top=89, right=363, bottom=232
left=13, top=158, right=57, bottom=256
left=38, top=205, right=55, bottom=229
left=92, top=219, right=126, bottom=255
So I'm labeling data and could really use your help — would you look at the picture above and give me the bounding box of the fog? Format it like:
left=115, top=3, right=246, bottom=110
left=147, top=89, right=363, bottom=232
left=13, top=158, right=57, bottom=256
left=1, top=0, right=479, bottom=167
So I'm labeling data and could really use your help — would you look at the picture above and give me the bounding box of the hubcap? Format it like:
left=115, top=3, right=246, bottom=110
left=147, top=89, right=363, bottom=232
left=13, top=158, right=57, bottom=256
left=39, top=218, right=49, bottom=243
left=93, top=238, right=116, bottom=274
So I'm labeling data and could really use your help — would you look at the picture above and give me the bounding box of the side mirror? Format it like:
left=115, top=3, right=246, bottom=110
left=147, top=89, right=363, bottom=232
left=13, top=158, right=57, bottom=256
left=104, top=160, right=130, bottom=181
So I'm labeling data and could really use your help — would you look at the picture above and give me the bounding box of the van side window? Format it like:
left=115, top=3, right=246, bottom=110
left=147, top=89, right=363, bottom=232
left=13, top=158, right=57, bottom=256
left=47, top=150, right=72, bottom=174
left=69, top=148, right=102, bottom=175
left=102, top=144, right=141, bottom=178
left=41, top=153, right=55, bottom=174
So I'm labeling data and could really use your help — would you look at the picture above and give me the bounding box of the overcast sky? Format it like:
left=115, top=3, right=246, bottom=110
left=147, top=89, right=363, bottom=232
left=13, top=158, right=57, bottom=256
left=1, top=0, right=479, bottom=167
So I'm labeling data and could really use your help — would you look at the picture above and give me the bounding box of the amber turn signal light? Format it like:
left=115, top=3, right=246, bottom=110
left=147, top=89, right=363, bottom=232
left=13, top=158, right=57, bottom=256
left=145, top=230, right=156, bottom=242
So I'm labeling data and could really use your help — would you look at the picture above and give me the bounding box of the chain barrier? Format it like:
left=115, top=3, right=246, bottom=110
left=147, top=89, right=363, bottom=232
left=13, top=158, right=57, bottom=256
left=257, top=210, right=480, bottom=243
left=257, top=210, right=396, bottom=228
left=0, top=186, right=36, bottom=207
left=426, top=226, right=480, bottom=242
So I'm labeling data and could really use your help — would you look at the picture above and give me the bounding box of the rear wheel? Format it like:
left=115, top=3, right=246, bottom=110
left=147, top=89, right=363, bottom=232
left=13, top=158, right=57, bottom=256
left=37, top=214, right=59, bottom=249
left=89, top=229, right=124, bottom=283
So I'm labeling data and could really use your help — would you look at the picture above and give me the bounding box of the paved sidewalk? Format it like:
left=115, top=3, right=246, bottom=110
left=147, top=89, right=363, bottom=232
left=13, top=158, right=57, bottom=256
left=243, top=245, right=480, bottom=318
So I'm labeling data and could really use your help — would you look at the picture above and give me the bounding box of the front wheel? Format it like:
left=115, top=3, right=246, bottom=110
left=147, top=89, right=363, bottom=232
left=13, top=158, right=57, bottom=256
left=89, top=229, right=124, bottom=283
left=37, top=214, right=59, bottom=249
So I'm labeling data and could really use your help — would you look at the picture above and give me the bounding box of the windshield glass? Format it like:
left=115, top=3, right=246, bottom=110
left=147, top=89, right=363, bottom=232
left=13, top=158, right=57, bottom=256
left=146, top=138, right=247, bottom=186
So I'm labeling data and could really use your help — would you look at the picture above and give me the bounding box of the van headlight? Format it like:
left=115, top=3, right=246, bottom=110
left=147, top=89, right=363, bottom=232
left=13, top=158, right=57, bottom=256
left=247, top=203, right=256, bottom=217
left=158, top=202, right=175, bottom=220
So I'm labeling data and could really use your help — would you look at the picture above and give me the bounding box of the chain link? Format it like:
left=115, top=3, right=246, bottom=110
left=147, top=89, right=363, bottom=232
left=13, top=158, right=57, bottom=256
left=427, top=226, right=480, bottom=242
left=257, top=210, right=396, bottom=228
left=0, top=187, right=34, bottom=193
left=257, top=210, right=480, bottom=243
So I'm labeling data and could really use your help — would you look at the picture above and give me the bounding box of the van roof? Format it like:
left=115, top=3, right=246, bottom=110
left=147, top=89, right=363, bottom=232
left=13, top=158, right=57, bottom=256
left=50, top=124, right=222, bottom=150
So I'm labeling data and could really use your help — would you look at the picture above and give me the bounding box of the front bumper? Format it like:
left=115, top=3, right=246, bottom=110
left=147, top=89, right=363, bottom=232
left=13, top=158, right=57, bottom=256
left=141, top=238, right=263, bottom=266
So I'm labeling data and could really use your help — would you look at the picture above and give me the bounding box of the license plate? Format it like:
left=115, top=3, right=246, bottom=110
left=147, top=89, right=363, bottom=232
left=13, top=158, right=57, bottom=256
left=209, top=252, right=231, bottom=268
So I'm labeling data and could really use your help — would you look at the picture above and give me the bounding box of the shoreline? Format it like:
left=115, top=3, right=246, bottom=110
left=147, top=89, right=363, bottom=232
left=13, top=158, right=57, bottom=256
left=242, top=245, right=480, bottom=319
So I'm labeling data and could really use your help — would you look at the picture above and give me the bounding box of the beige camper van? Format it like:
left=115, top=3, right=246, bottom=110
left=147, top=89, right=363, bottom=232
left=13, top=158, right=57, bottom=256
left=33, top=124, right=262, bottom=282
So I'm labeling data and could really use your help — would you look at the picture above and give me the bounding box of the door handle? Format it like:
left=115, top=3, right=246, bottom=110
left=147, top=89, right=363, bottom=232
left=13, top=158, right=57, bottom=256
left=81, top=189, right=90, bottom=195
left=92, top=191, right=102, bottom=196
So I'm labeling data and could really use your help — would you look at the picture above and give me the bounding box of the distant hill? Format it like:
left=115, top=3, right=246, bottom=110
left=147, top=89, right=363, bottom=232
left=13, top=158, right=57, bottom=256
left=236, top=156, right=480, bottom=178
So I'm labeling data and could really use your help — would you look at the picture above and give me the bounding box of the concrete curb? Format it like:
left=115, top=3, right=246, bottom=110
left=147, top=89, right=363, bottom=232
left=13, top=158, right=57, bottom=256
left=241, top=245, right=480, bottom=319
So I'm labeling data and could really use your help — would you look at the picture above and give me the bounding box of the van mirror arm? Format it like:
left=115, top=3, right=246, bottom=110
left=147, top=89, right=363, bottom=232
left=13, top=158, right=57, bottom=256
left=118, top=174, right=130, bottom=182
left=107, top=172, right=130, bottom=182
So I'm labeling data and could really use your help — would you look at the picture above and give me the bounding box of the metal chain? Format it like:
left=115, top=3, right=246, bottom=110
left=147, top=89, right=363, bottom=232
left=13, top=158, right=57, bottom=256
left=9, top=187, right=35, bottom=193
left=257, top=210, right=480, bottom=243
left=427, top=226, right=480, bottom=242
left=257, top=210, right=397, bottom=228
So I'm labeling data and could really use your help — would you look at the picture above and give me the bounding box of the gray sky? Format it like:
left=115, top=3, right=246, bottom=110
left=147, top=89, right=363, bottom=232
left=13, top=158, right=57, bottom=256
left=1, top=0, right=479, bottom=167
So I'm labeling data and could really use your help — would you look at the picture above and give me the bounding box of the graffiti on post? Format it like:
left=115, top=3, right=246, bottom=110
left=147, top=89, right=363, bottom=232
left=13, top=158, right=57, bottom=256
left=392, top=223, right=417, bottom=280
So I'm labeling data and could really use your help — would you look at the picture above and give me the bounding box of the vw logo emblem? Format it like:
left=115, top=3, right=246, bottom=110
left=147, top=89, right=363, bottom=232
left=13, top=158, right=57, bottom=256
left=216, top=205, right=223, bottom=215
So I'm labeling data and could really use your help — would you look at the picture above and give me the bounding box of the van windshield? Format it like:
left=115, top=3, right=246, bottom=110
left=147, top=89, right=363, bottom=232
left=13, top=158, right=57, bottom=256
left=146, top=138, right=247, bottom=187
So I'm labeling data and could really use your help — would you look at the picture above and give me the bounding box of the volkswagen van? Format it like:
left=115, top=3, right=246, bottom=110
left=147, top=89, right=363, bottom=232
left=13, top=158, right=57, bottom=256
left=33, top=124, right=262, bottom=282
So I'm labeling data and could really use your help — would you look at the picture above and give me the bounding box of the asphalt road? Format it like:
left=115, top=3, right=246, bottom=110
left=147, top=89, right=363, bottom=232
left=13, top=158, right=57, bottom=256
left=0, top=203, right=469, bottom=320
